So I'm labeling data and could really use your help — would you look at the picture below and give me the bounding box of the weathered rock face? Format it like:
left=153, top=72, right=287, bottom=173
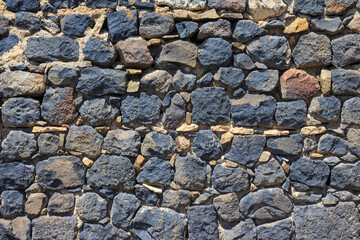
left=76, top=192, right=107, bottom=222
left=79, top=223, right=128, bottom=240
left=198, top=38, right=232, bottom=69
left=2, top=98, right=40, bottom=127
left=111, top=192, right=141, bottom=228
left=162, top=93, right=186, bottom=128
left=0, top=162, right=34, bottom=190
left=254, top=158, right=286, bottom=187
left=79, top=98, right=118, bottom=126
left=1, top=131, right=37, bottom=161
left=32, top=216, right=77, bottom=240
left=347, top=128, right=360, bottom=157
left=0, top=190, right=24, bottom=217
left=266, top=134, right=303, bottom=156
left=309, top=96, right=341, bottom=122
left=60, top=14, right=93, bottom=37
left=139, top=12, right=175, bottom=38
left=233, top=20, right=267, bottom=43
left=192, top=130, right=223, bottom=160
left=48, top=66, right=79, bottom=86
left=318, top=134, right=348, bottom=156
left=141, top=131, right=176, bottom=159
left=198, top=19, right=232, bottom=40
left=332, top=34, right=360, bottom=67
left=341, top=97, right=360, bottom=125
left=245, top=70, right=279, bottom=93
left=158, top=40, right=198, bottom=68
left=116, top=37, right=154, bottom=68
left=188, top=205, right=219, bottom=239
left=331, top=161, right=360, bottom=190
left=137, top=157, right=173, bottom=186
left=107, top=10, right=138, bottom=42
left=103, top=129, right=141, bottom=157
left=174, top=155, right=207, bottom=191
left=212, top=164, right=249, bottom=192
left=83, top=36, right=116, bottom=66
left=248, top=0, right=287, bottom=21
left=208, top=0, right=246, bottom=12
left=47, top=193, right=75, bottom=214
left=331, top=68, right=360, bottom=95
left=140, top=70, right=172, bottom=93
left=0, top=35, right=19, bottom=57
left=275, top=100, right=307, bottom=129
left=257, top=218, right=294, bottom=240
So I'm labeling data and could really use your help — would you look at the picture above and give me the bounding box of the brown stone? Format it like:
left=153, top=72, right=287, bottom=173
left=176, top=123, right=199, bottom=132
left=320, top=69, right=331, bottom=95
left=263, top=130, right=290, bottom=137
left=347, top=11, right=360, bottom=33
left=25, top=193, right=47, bottom=217
left=301, top=126, right=326, bottom=136
left=157, top=40, right=198, bottom=68
left=191, top=9, right=220, bottom=21
left=325, top=0, right=356, bottom=15
left=280, top=69, right=320, bottom=100
left=175, top=136, right=191, bottom=151
left=221, top=132, right=233, bottom=145
left=32, top=126, right=68, bottom=133
left=134, top=155, right=146, bottom=172
left=116, top=37, right=154, bottom=69
left=284, top=18, right=309, bottom=34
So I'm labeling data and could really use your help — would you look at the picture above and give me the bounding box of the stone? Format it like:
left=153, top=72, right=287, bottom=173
left=322, top=194, right=339, bottom=205
left=333, top=190, right=360, bottom=201
left=79, top=223, right=128, bottom=240
left=341, top=97, right=360, bottom=125
left=162, top=93, right=186, bottom=128
left=25, top=37, right=79, bottom=62
left=198, top=38, right=232, bottom=70
left=0, top=16, right=10, bottom=36
left=267, top=134, right=303, bottom=156
left=65, top=125, right=103, bottom=158
left=157, top=40, right=198, bottom=68
left=208, top=0, right=246, bottom=12
left=41, top=87, right=76, bottom=125
left=140, top=70, right=172, bottom=93
left=213, top=193, right=241, bottom=222
left=86, top=154, right=135, bottom=190
left=275, top=100, right=306, bottom=129
left=0, top=35, right=19, bottom=57
left=283, top=18, right=309, bottom=34
left=257, top=218, right=294, bottom=240
left=0, top=217, right=31, bottom=240
left=121, top=93, right=162, bottom=124
left=0, top=71, right=45, bottom=98
left=225, top=135, right=266, bottom=167
left=1, top=131, right=37, bottom=161
left=214, top=67, right=244, bottom=89
left=309, top=96, right=341, bottom=123
left=162, top=190, right=190, bottom=210
left=331, top=68, right=360, bottom=95
left=192, top=9, right=220, bottom=21
left=172, top=70, right=196, bottom=91
left=254, top=158, right=286, bottom=187
left=79, top=98, right=118, bottom=126
left=83, top=36, right=116, bottom=66
left=141, top=132, right=176, bottom=159
left=107, top=10, right=138, bottom=42
left=25, top=193, right=47, bottom=216
left=233, top=20, right=267, bottom=43
left=48, top=66, right=79, bottom=86
left=137, top=157, right=173, bottom=187
left=219, top=219, right=257, bottom=240
left=0, top=191, right=24, bottom=218
left=176, top=21, right=199, bottom=39
left=318, top=134, right=347, bottom=156
left=212, top=164, right=249, bottom=193
left=348, top=128, right=360, bottom=157
left=331, top=161, right=360, bottom=190
left=280, top=69, right=320, bottom=100
left=188, top=205, right=219, bottom=240
left=0, top=162, right=34, bottom=190
left=292, top=32, right=331, bottom=68
left=60, top=14, right=93, bottom=37
left=239, top=188, right=292, bottom=222
left=319, top=69, right=331, bottom=95
left=139, top=12, right=174, bottom=38
left=192, top=130, right=223, bottom=161
left=294, top=0, right=324, bottom=16
left=103, top=129, right=141, bottom=157
left=135, top=187, right=159, bottom=206
left=245, top=70, right=278, bottom=93
left=174, top=155, right=207, bottom=191
left=116, top=37, right=153, bottom=69
left=311, top=17, right=344, bottom=34
left=248, top=0, right=287, bottom=21
left=331, top=34, right=360, bottom=67
left=131, top=206, right=186, bottom=240
left=197, top=19, right=232, bottom=40
left=301, top=126, right=327, bottom=136
left=76, top=192, right=107, bottom=222
left=2, top=98, right=40, bottom=127
left=293, top=202, right=360, bottom=239
left=85, top=0, right=118, bottom=8
left=232, top=94, right=276, bottom=127
left=32, top=216, right=77, bottom=240
left=191, top=87, right=231, bottom=124
left=233, top=53, right=256, bottom=70
left=247, top=36, right=289, bottom=69
left=47, top=193, right=75, bottom=214
left=48, top=0, right=69, bottom=8
left=325, top=0, right=355, bottom=14
left=5, top=0, right=40, bottom=11
left=15, top=12, right=41, bottom=33
left=36, top=155, right=85, bottom=190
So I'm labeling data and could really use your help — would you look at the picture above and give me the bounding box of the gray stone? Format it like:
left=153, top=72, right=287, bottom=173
left=36, top=155, right=85, bottom=190
left=233, top=53, right=256, bottom=70
left=311, top=17, right=344, bottom=34
left=76, top=192, right=107, bottom=222
left=318, top=134, right=348, bottom=156
left=48, top=66, right=79, bottom=86
left=275, top=100, right=307, bottom=129
left=174, top=155, right=207, bottom=191
left=247, top=35, right=290, bottom=69
left=162, top=93, right=186, bottom=128
left=172, top=70, right=196, bottom=91
left=267, top=134, right=303, bottom=156
left=292, top=191, right=323, bottom=204
left=245, top=70, right=279, bottom=93
left=303, top=137, right=317, bottom=154
left=292, top=32, right=331, bottom=68
left=191, top=87, right=231, bottom=124
left=214, top=67, right=244, bottom=89
left=176, top=21, right=199, bottom=39
left=79, top=98, right=118, bottom=126
left=15, top=12, right=41, bottom=33
left=239, top=188, right=292, bottom=222
left=48, top=0, right=71, bottom=8
left=6, top=0, right=40, bottom=11
left=333, top=190, right=360, bottom=201
left=140, top=70, right=172, bottom=93
left=341, top=97, right=360, bottom=125
left=137, top=157, right=173, bottom=187
left=331, top=68, right=360, bottom=95
left=157, top=40, right=198, bottom=68
left=0, top=35, right=19, bottom=57
left=0, top=191, right=23, bottom=218
left=198, top=38, right=232, bottom=70
left=65, top=125, right=103, bottom=158
left=141, top=132, right=176, bottom=159
left=188, top=205, right=219, bottom=240
left=103, top=129, right=141, bottom=157
left=325, top=0, right=355, bottom=14
left=32, top=216, right=77, bottom=240
left=135, top=187, right=159, bottom=206
left=198, top=19, right=232, bottom=40
left=208, top=0, right=246, bottom=11
left=211, top=164, right=249, bottom=193
left=192, top=130, right=223, bottom=161
left=0, top=162, right=34, bottom=190
left=348, top=128, right=360, bottom=157
left=225, top=135, right=266, bottom=167
left=38, top=133, right=59, bottom=155
left=257, top=218, right=294, bottom=240
left=322, top=193, right=339, bottom=205
left=219, top=219, right=256, bottom=240
left=111, top=193, right=141, bottom=228
left=323, top=156, right=341, bottom=166
left=2, top=98, right=40, bottom=127
left=131, top=206, right=186, bottom=240
left=79, top=223, right=128, bottom=240
left=86, top=154, right=135, bottom=190
left=139, top=12, right=174, bottom=38
left=121, top=93, right=162, bottom=124
left=197, top=72, right=213, bottom=86
left=77, top=67, right=126, bottom=96
left=309, top=96, right=341, bottom=123
left=213, top=193, right=241, bottom=222
left=290, top=157, right=330, bottom=187
left=1, top=131, right=37, bottom=161
left=25, top=37, right=79, bottom=62
left=107, top=10, right=138, bottom=42
left=254, top=158, right=286, bottom=187
left=47, top=193, right=75, bottom=214
left=83, top=36, right=116, bottom=66
left=332, top=34, right=360, bottom=67
left=232, top=94, right=277, bottom=127
left=294, top=0, right=324, bottom=16
left=85, top=0, right=118, bottom=8
left=161, top=190, right=190, bottom=210
left=0, top=16, right=10, bottom=36
left=233, top=20, right=267, bottom=43
left=331, top=161, right=360, bottom=190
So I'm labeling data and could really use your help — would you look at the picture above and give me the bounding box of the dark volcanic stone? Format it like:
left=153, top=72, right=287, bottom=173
left=332, top=34, right=360, bottom=67
left=0, top=223, right=16, bottom=240
left=294, top=0, right=324, bottom=16
left=76, top=192, right=107, bottom=222
left=197, top=19, right=232, bottom=40
left=257, top=218, right=294, bottom=240
left=1, top=131, right=37, bottom=161
left=341, top=97, right=360, bottom=125
left=233, top=20, right=267, bottom=43
left=188, top=205, right=219, bottom=240
left=234, top=53, right=255, bottom=70
left=79, top=98, right=118, bottom=126
left=191, top=87, right=231, bottom=124
left=275, top=100, right=307, bottom=129
left=107, top=10, right=138, bottom=42
left=266, top=134, right=303, bottom=156
left=141, top=132, right=176, bottom=159
left=103, top=129, right=141, bottom=157
left=111, top=192, right=141, bottom=228
left=38, top=133, right=60, bottom=155
left=48, top=66, right=79, bottom=86
left=219, top=219, right=257, bottom=240
left=139, top=12, right=174, bottom=38
left=198, top=38, right=232, bottom=70
left=140, top=70, right=172, bottom=93
left=83, top=36, right=116, bottom=66
left=331, top=68, right=360, bottom=95
left=47, top=193, right=75, bottom=214
left=176, top=21, right=199, bottom=39
left=225, top=135, right=266, bottom=167
left=254, top=158, right=287, bottom=187
left=162, top=93, right=186, bottom=128
left=161, top=190, right=190, bottom=210
left=77, top=67, right=126, bottom=96
left=213, top=193, right=241, bottom=222
left=192, top=130, right=223, bottom=161
left=197, top=72, right=213, bottom=86
left=331, top=161, right=360, bottom=190
left=86, top=154, right=135, bottom=190
left=245, top=70, right=279, bottom=92
left=309, top=96, right=341, bottom=122
left=318, top=134, right=348, bottom=156
left=0, top=162, right=34, bottom=190
left=0, top=35, right=19, bottom=57
left=212, top=164, right=249, bottom=193
left=2, top=97, right=40, bottom=127
left=311, top=17, right=344, bottom=34
left=32, top=216, right=77, bottom=240
left=15, top=12, right=41, bottom=33
left=36, top=155, right=85, bottom=190
left=157, top=40, right=198, bottom=68
left=172, top=70, right=196, bottom=91
left=0, top=190, right=24, bottom=218
left=174, top=155, right=207, bottom=191
left=25, top=37, right=79, bottom=62
left=6, top=0, right=40, bottom=11
left=135, top=187, right=159, bottom=206
left=79, top=223, right=128, bottom=240
left=85, top=0, right=118, bottom=8
left=214, top=67, right=244, bottom=88
left=0, top=16, right=10, bottom=36
left=137, top=157, right=173, bottom=187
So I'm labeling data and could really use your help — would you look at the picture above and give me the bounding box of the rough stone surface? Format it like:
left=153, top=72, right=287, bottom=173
left=275, top=100, right=307, bottom=129
left=208, top=0, right=246, bottom=12
left=347, top=128, right=360, bottom=157
left=245, top=70, right=279, bottom=93
left=212, top=164, right=249, bottom=193
left=233, top=20, right=267, bottom=43
left=137, top=157, right=173, bottom=186
left=107, top=10, right=138, bottom=42
left=331, top=68, right=360, bottom=95
left=83, top=36, right=116, bottom=66
left=198, top=38, right=232, bottom=69
left=6, top=0, right=40, bottom=11
left=219, top=219, right=257, bottom=240
left=141, top=132, right=176, bottom=159
left=341, top=97, right=360, bottom=125
left=192, top=130, right=223, bottom=161
left=76, top=192, right=107, bottom=222
left=162, top=93, right=186, bottom=128
left=174, top=155, right=207, bottom=191
left=116, top=37, right=153, bottom=69
left=198, top=19, right=232, bottom=40
left=0, top=190, right=24, bottom=218
left=48, top=66, right=79, bottom=86
left=254, top=158, right=286, bottom=187
left=266, top=134, right=303, bottom=156
left=294, top=0, right=324, bottom=16
left=103, top=129, right=141, bottom=157
left=140, top=70, right=172, bottom=93
left=309, top=96, right=341, bottom=122
left=331, top=34, right=360, bottom=67
left=234, top=53, right=256, bottom=70
left=61, top=14, right=93, bottom=37
left=214, top=67, right=244, bottom=88
left=176, top=21, right=199, bottom=39
left=331, top=161, right=360, bottom=190
left=79, top=223, right=128, bottom=240
left=257, top=218, right=294, bottom=240
left=1, top=131, right=37, bottom=161
left=15, top=12, right=41, bottom=33
left=188, top=205, right=219, bottom=240
left=311, top=17, right=344, bottom=34
left=172, top=70, right=196, bottom=91
left=47, top=193, right=75, bottom=214
left=25, top=193, right=47, bottom=216
left=213, top=193, right=241, bottom=222
left=2, top=98, right=40, bottom=127
left=157, top=40, right=198, bottom=68
left=111, top=193, right=141, bottom=228
left=318, top=134, right=348, bottom=156
left=32, top=216, right=77, bottom=240
left=79, top=98, right=118, bottom=126
left=0, top=35, right=19, bottom=57
left=248, top=0, right=287, bottom=21
left=162, top=190, right=190, bottom=210
left=325, top=0, right=355, bottom=15
left=0, top=162, right=34, bottom=190
left=139, top=12, right=174, bottom=38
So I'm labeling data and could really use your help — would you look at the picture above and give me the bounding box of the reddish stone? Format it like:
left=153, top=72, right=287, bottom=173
left=280, top=69, right=320, bottom=100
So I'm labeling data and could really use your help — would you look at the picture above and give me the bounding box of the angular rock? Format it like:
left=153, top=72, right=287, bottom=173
left=192, top=130, right=222, bottom=161
left=331, top=68, right=360, bottom=95
left=0, top=162, right=34, bottom=190
left=111, top=193, right=140, bottom=228
left=25, top=37, right=79, bottom=62
left=214, top=67, right=244, bottom=88
left=83, top=36, right=116, bottom=66
left=36, top=155, right=85, bottom=190
left=294, top=0, right=324, bottom=16
left=1, top=131, right=37, bottom=161
left=141, top=132, right=176, bottom=159
left=41, top=87, right=76, bottom=125
left=245, top=70, right=279, bottom=93
left=6, top=0, right=40, bottom=11
left=198, top=19, right=232, bottom=40
left=0, top=16, right=10, bottom=36
left=309, top=96, right=341, bottom=123
left=188, top=205, right=219, bottom=240
left=174, top=155, right=207, bottom=191
left=212, top=164, right=249, bottom=193
left=77, top=67, right=126, bottom=96
left=266, top=134, right=303, bottom=156
left=76, top=192, right=107, bottom=222
left=292, top=32, right=331, bottom=68
left=197, top=72, right=213, bottom=86
left=219, top=219, right=257, bottom=240
left=85, top=0, right=118, bottom=8
left=25, top=193, right=47, bottom=216
left=116, top=37, right=153, bottom=69
left=161, top=190, right=190, bottom=210
left=2, top=98, right=40, bottom=127
left=79, top=98, right=118, bottom=126
left=331, top=34, right=360, bottom=67
left=233, top=53, right=256, bottom=70
left=283, top=18, right=309, bottom=34
left=208, top=0, right=246, bottom=12
left=348, top=128, right=360, bottom=157
left=140, top=70, right=172, bottom=93
left=248, top=0, right=287, bottom=21
left=15, top=12, right=41, bottom=33
left=290, top=157, right=330, bottom=187
left=47, top=193, right=75, bottom=214
left=341, top=97, right=360, bottom=125
left=107, top=10, right=138, bottom=42
left=0, top=191, right=23, bottom=218
left=0, top=35, right=19, bottom=57
left=121, top=93, right=162, bottom=124
left=32, top=216, right=77, bottom=240
left=79, top=223, right=128, bottom=240
left=318, top=134, right=348, bottom=156
left=275, top=100, right=307, bottom=129
left=38, top=133, right=59, bottom=156
left=61, top=14, right=93, bottom=37
left=48, top=66, right=79, bottom=86
left=233, top=20, right=267, bottom=43
left=232, top=94, right=276, bottom=127
left=86, top=154, right=135, bottom=190
left=103, top=129, right=141, bottom=157
left=137, top=157, right=173, bottom=187
left=157, top=40, right=198, bottom=68
left=280, top=69, right=320, bottom=100
left=254, top=158, right=286, bottom=187
left=331, top=161, right=360, bottom=190
left=311, top=17, right=344, bottom=34
left=162, top=93, right=186, bottom=128
left=213, top=193, right=241, bottom=222
left=257, top=218, right=294, bottom=240
left=139, top=12, right=174, bottom=38
left=172, top=70, right=196, bottom=91
left=325, top=0, right=355, bottom=15
left=198, top=38, right=232, bottom=69
left=176, top=21, right=199, bottom=39
left=135, top=187, right=159, bottom=206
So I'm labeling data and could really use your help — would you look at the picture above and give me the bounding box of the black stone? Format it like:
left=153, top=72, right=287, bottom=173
left=85, top=0, right=118, bottom=9
left=0, top=162, right=34, bottom=190
left=188, top=205, right=219, bottom=240
left=139, top=12, right=175, bottom=38
left=176, top=21, right=199, bottom=39
left=0, top=35, right=19, bottom=57
left=15, top=12, right=41, bottom=33
left=6, top=0, right=40, bottom=11
left=107, top=10, right=138, bottom=42
left=1, top=97, right=40, bottom=127
left=198, top=38, right=232, bottom=70
left=137, top=157, right=173, bottom=187
left=192, top=130, right=223, bottom=161
left=0, top=190, right=24, bottom=218
left=111, top=192, right=141, bottom=228
left=174, top=155, right=207, bottom=191
left=233, top=20, right=267, bottom=43
left=266, top=134, right=303, bottom=156
left=212, top=164, right=249, bottom=193
left=275, top=100, right=307, bottom=129
left=331, top=68, right=360, bottom=95
left=83, top=36, right=116, bottom=66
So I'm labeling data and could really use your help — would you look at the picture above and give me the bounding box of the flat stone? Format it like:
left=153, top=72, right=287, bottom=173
left=174, top=155, right=207, bottom=191
left=6, top=0, right=40, bottom=11
left=0, top=162, right=34, bottom=190
left=331, top=34, right=360, bottom=67
left=161, top=190, right=190, bottom=210
left=83, top=36, right=116, bottom=66
left=140, top=70, right=172, bottom=94
left=107, top=10, right=138, bottom=42
left=309, top=96, right=341, bottom=123
left=311, top=17, right=344, bottom=34
left=292, top=32, right=331, bottom=68
left=348, top=128, right=360, bottom=157
left=198, top=19, right=232, bottom=40
left=341, top=97, right=360, bottom=125
left=192, top=130, right=223, bottom=161
left=219, top=219, right=256, bottom=240
left=254, top=158, right=286, bottom=187
left=198, top=38, right=232, bottom=70
left=103, top=129, right=141, bottom=157
left=280, top=69, right=320, bottom=100
left=76, top=192, right=107, bottom=222
left=85, top=0, right=118, bottom=8
left=318, top=134, right=348, bottom=156
left=225, top=135, right=266, bottom=167
left=86, top=154, right=135, bottom=190
left=47, top=193, right=75, bottom=214
left=32, top=216, right=77, bottom=240
left=137, top=157, right=173, bottom=187
left=141, top=132, right=176, bottom=159
left=248, top=0, right=287, bottom=21
left=331, top=68, right=360, bottom=95
left=48, top=66, right=79, bottom=86
left=214, top=67, right=244, bottom=88
left=25, top=193, right=47, bottom=216
left=294, top=0, right=324, bottom=16
left=0, top=190, right=24, bottom=218
left=267, top=134, right=303, bottom=156
left=257, top=218, right=294, bottom=240
left=162, top=93, right=186, bottom=128
left=212, top=164, right=249, bottom=193
left=208, top=0, right=246, bottom=12
left=79, top=223, right=128, bottom=240
left=325, top=0, right=356, bottom=14
left=176, top=21, right=199, bottom=39
left=60, top=14, right=92, bottom=37
left=2, top=98, right=40, bottom=127
left=283, top=18, right=309, bottom=34
left=77, top=67, right=126, bottom=96
left=79, top=98, right=118, bottom=126
left=15, top=12, right=41, bottom=33
left=25, top=37, right=79, bottom=62
left=192, top=9, right=220, bottom=21
left=233, top=20, right=267, bottom=43
left=234, top=53, right=255, bottom=70
left=116, top=37, right=153, bottom=69
left=172, top=70, right=196, bottom=91
left=232, top=94, right=277, bottom=127
left=275, top=100, right=307, bottom=129
left=188, top=205, right=219, bottom=240
left=331, top=161, right=360, bottom=190
left=157, top=40, right=198, bottom=68
left=36, top=155, right=84, bottom=190
left=245, top=70, right=278, bottom=93
left=1, top=131, right=37, bottom=161
left=139, top=12, right=174, bottom=38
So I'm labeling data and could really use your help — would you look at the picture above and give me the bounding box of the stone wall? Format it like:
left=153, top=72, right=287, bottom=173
left=0, top=0, right=360, bottom=239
